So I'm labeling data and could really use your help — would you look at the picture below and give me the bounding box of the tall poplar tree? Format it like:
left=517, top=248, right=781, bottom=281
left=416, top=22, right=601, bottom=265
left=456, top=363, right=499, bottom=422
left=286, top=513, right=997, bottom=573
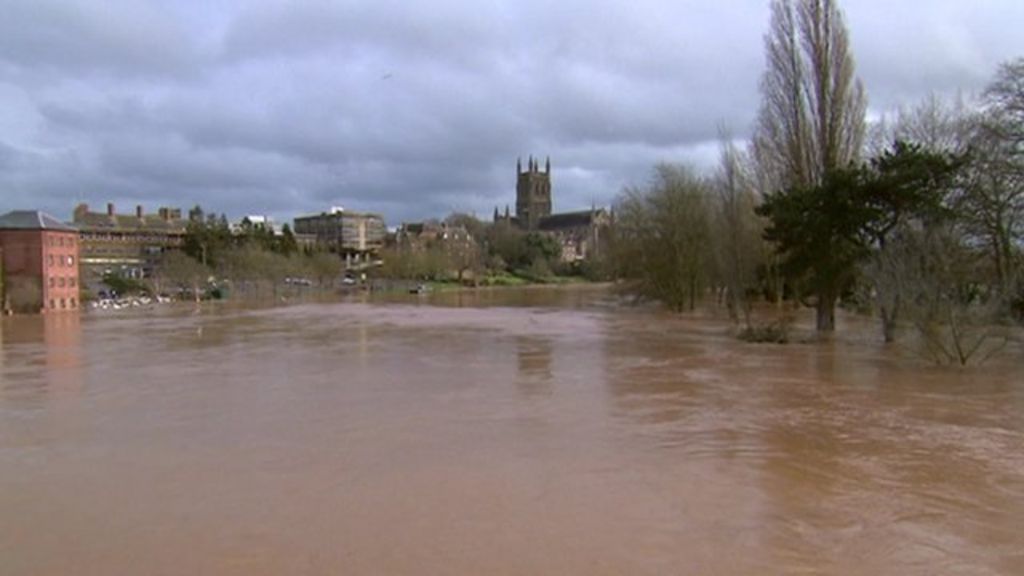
left=752, top=0, right=868, bottom=332
left=753, top=0, right=866, bottom=191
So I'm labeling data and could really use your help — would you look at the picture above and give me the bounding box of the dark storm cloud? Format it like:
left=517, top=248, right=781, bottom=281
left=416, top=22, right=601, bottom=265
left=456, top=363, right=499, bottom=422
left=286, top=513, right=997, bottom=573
left=0, top=0, right=1021, bottom=226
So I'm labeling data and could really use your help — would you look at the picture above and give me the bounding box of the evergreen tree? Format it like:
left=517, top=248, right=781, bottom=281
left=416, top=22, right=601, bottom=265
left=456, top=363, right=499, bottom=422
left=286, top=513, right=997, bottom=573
left=757, top=167, right=873, bottom=332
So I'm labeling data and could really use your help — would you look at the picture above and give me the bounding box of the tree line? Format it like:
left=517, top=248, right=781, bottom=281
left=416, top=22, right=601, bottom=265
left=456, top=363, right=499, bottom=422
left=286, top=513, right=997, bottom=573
left=610, top=0, right=1023, bottom=364
left=151, top=206, right=342, bottom=299
left=376, top=214, right=574, bottom=285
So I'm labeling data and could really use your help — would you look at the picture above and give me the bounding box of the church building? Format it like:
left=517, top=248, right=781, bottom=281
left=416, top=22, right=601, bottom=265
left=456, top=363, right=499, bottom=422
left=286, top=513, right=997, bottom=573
left=494, top=156, right=610, bottom=262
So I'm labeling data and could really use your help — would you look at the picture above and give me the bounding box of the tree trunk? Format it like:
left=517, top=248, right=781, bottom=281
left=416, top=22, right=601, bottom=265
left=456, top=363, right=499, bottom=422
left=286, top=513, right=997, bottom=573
left=816, top=293, right=836, bottom=332
left=688, top=274, right=697, bottom=311
left=726, top=288, right=739, bottom=322
left=880, top=296, right=900, bottom=343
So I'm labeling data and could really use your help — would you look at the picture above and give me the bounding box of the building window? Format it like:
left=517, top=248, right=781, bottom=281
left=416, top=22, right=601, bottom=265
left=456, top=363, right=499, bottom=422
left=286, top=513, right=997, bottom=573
left=59, top=277, right=66, bottom=288
left=49, top=237, right=55, bottom=247
left=60, top=299, right=66, bottom=309
left=48, top=254, right=54, bottom=267
left=49, top=277, right=56, bottom=288
left=50, top=299, right=56, bottom=310
left=68, top=255, right=75, bottom=266
left=70, top=278, right=77, bottom=288
left=70, top=298, right=77, bottom=309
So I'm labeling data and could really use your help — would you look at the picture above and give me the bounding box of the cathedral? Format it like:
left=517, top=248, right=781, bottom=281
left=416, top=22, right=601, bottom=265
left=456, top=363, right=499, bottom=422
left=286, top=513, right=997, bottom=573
left=494, top=156, right=610, bottom=262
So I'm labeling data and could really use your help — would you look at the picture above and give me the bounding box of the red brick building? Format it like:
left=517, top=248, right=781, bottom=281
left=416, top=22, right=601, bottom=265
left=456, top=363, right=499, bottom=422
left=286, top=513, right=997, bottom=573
left=0, top=211, right=81, bottom=314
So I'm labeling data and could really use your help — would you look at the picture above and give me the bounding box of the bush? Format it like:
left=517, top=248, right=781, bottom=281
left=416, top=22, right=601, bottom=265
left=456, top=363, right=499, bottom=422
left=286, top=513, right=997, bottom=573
left=102, top=273, right=149, bottom=296
left=738, top=322, right=790, bottom=344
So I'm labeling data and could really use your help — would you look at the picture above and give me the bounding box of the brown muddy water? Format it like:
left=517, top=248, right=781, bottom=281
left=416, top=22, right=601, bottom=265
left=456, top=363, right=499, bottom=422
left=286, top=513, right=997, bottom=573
left=1, top=287, right=1022, bottom=575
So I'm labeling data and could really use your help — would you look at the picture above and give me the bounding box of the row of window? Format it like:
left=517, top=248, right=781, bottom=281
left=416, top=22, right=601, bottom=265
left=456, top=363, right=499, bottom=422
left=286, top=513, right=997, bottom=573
left=80, top=246, right=152, bottom=255
left=81, top=233, right=183, bottom=243
left=48, top=298, right=78, bottom=310
left=48, top=276, right=77, bottom=289
left=48, top=236, right=76, bottom=248
left=47, top=254, right=76, bottom=267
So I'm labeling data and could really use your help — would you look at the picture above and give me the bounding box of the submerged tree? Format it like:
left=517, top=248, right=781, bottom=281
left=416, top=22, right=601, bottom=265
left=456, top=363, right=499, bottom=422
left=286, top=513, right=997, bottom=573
left=711, top=136, right=767, bottom=326
left=613, top=164, right=713, bottom=312
left=860, top=141, right=964, bottom=342
left=958, top=59, right=1024, bottom=296
left=897, top=221, right=1008, bottom=366
left=752, top=0, right=868, bottom=332
left=757, top=167, right=873, bottom=332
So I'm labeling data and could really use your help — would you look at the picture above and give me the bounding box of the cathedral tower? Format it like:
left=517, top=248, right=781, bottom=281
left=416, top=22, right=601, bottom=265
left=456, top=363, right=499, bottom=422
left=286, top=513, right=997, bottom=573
left=515, top=155, right=552, bottom=230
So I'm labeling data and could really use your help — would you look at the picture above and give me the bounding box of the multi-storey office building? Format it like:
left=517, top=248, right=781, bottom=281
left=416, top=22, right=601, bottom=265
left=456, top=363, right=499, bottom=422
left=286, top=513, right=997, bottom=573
left=72, top=203, right=188, bottom=287
left=293, top=207, right=386, bottom=258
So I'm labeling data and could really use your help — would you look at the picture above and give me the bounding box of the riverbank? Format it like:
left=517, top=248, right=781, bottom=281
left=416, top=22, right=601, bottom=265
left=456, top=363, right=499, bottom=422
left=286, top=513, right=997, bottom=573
left=79, top=278, right=615, bottom=313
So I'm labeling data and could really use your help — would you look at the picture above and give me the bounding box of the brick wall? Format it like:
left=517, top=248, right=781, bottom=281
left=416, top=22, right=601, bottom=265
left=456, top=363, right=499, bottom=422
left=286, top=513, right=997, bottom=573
left=0, top=229, right=80, bottom=313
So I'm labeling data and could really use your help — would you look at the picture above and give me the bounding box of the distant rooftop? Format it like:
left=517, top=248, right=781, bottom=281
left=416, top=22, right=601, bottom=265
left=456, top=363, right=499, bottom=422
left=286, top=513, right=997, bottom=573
left=0, top=210, right=77, bottom=232
left=73, top=203, right=186, bottom=232
left=296, top=207, right=384, bottom=219
left=539, top=209, right=607, bottom=231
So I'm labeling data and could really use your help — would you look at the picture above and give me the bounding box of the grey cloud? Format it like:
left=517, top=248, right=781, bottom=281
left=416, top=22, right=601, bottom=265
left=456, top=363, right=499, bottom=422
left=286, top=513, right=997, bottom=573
left=1, top=0, right=1021, bottom=227
left=221, top=0, right=503, bottom=73
left=850, top=2, right=1024, bottom=112
left=0, top=0, right=205, bottom=79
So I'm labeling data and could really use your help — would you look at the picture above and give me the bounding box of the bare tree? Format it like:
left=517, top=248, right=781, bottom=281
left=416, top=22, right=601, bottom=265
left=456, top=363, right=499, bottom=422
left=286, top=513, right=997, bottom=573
left=900, top=222, right=1009, bottom=366
left=958, top=59, right=1024, bottom=295
left=859, top=140, right=964, bottom=343
left=712, top=136, right=767, bottom=326
left=866, top=92, right=976, bottom=160
left=984, top=59, right=1024, bottom=147
left=861, top=97, right=970, bottom=342
left=753, top=0, right=867, bottom=192
left=154, top=251, right=211, bottom=302
left=895, top=93, right=975, bottom=154
left=305, top=251, right=343, bottom=288
left=613, top=165, right=713, bottom=312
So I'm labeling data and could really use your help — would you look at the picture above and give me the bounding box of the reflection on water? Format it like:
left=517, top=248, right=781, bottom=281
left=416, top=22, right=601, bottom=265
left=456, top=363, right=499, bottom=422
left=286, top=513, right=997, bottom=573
left=515, top=336, right=552, bottom=396
left=1, top=289, right=1022, bottom=575
left=1, top=313, right=83, bottom=407
left=1, top=314, right=84, bottom=454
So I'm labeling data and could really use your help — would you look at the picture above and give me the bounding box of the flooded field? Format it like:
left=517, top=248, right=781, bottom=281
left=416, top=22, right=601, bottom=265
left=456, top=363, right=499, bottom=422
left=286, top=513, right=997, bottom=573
left=2, top=287, right=1022, bottom=575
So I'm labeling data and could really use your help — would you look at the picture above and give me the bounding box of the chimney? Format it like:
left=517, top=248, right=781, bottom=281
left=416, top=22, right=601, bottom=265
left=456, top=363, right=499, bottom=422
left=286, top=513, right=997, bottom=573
left=73, top=203, right=89, bottom=222
left=136, top=205, right=144, bottom=218
left=107, top=203, right=115, bottom=216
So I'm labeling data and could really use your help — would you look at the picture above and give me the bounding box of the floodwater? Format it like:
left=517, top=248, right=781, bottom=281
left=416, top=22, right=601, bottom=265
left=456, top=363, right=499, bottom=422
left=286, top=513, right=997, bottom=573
left=1, top=287, right=1022, bottom=575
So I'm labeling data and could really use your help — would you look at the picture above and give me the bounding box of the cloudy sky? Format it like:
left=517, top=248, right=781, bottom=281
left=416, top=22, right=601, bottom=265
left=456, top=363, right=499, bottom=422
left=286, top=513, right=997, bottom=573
left=1, top=0, right=1021, bottom=226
